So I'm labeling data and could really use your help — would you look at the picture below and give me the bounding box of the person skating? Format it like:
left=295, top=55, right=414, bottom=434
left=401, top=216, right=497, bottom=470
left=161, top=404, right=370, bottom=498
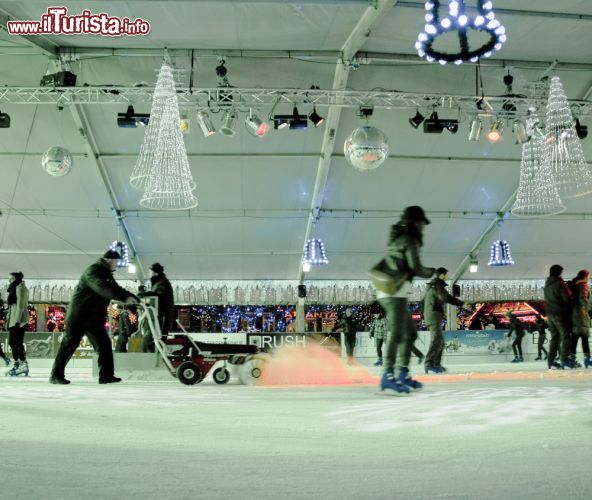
left=115, top=305, right=135, bottom=353
left=373, top=206, right=435, bottom=394
left=533, top=315, right=548, bottom=361
left=423, top=267, right=464, bottom=373
left=5, top=272, right=29, bottom=376
left=505, top=313, right=526, bottom=363
left=543, top=265, right=573, bottom=369
left=369, top=311, right=388, bottom=366
left=332, top=308, right=359, bottom=365
left=570, top=270, right=592, bottom=368
left=49, top=250, right=139, bottom=385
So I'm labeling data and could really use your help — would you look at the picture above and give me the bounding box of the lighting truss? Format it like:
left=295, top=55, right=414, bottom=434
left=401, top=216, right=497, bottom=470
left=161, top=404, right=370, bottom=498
left=1, top=86, right=591, bottom=117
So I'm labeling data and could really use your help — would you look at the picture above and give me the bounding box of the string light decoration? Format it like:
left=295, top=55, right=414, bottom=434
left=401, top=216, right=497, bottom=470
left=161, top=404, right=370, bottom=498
left=543, top=76, right=592, bottom=199
left=302, top=238, right=329, bottom=267
left=110, top=241, right=130, bottom=269
left=416, top=1, right=507, bottom=64
left=512, top=127, right=565, bottom=217
left=488, top=240, right=515, bottom=267
left=129, top=62, right=198, bottom=210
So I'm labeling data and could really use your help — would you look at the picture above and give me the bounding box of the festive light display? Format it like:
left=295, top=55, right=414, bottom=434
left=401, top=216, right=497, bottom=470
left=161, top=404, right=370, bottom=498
left=41, top=146, right=73, bottom=177
left=544, top=76, right=592, bottom=199
left=302, top=238, right=329, bottom=266
left=416, top=1, right=506, bottom=64
left=129, top=62, right=198, bottom=210
left=512, top=129, right=565, bottom=217
left=488, top=240, right=515, bottom=267
left=344, top=125, right=389, bottom=170
left=109, top=241, right=130, bottom=269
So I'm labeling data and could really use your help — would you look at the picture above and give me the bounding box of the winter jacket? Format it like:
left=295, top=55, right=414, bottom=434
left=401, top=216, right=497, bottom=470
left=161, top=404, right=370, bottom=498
left=507, top=316, right=526, bottom=338
left=6, top=282, right=29, bottom=328
left=422, top=278, right=463, bottom=325
left=544, top=276, right=572, bottom=318
left=385, top=223, right=435, bottom=281
left=571, top=280, right=591, bottom=335
left=150, top=273, right=175, bottom=332
left=67, top=259, right=134, bottom=325
left=369, top=317, right=388, bottom=340
left=333, top=316, right=358, bottom=337
left=535, top=318, right=547, bottom=336
left=118, top=310, right=134, bottom=338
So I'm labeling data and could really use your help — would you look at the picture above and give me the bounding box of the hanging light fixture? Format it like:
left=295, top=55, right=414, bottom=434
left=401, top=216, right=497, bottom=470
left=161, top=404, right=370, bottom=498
left=469, top=259, right=479, bottom=273
left=196, top=110, right=216, bottom=137
left=416, top=1, right=506, bottom=65
left=219, top=109, right=237, bottom=137
left=308, top=107, right=324, bottom=128
left=512, top=119, right=529, bottom=144
left=302, top=262, right=311, bottom=273
left=302, top=238, right=329, bottom=267
left=468, top=116, right=482, bottom=141
left=486, top=119, right=503, bottom=143
left=409, top=110, right=425, bottom=129
left=245, top=110, right=270, bottom=137
left=544, top=76, right=592, bottom=199
left=488, top=240, right=515, bottom=267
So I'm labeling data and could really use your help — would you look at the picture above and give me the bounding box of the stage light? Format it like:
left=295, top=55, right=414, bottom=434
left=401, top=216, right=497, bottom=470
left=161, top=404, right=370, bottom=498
left=423, top=111, right=459, bottom=134
left=117, top=105, right=149, bottom=128
left=409, top=110, right=425, bottom=129
left=469, top=259, right=478, bottom=273
left=196, top=111, right=216, bottom=137
left=468, top=116, right=482, bottom=141
left=308, top=107, right=324, bottom=128
left=289, top=107, right=308, bottom=130
left=486, top=119, right=503, bottom=143
left=274, top=116, right=290, bottom=130
left=219, top=110, right=237, bottom=137
left=575, top=118, right=588, bottom=140
left=179, top=115, right=190, bottom=134
left=0, top=110, right=10, bottom=128
left=246, top=111, right=269, bottom=137
left=128, top=264, right=136, bottom=274
left=513, top=120, right=529, bottom=144
left=302, top=262, right=311, bottom=273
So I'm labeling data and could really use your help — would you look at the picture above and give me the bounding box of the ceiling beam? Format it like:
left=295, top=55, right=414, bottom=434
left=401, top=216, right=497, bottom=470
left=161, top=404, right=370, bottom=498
left=68, top=103, right=146, bottom=281
left=298, top=0, right=396, bottom=283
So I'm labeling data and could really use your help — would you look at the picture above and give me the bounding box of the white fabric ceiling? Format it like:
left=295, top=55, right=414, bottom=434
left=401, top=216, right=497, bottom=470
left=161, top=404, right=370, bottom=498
left=0, top=0, right=592, bottom=281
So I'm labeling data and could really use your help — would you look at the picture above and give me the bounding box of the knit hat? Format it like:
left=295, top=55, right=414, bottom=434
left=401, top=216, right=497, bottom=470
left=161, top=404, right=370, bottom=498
left=10, top=271, right=24, bottom=280
left=402, top=205, right=430, bottom=225
left=150, top=262, right=164, bottom=274
left=103, top=249, right=122, bottom=260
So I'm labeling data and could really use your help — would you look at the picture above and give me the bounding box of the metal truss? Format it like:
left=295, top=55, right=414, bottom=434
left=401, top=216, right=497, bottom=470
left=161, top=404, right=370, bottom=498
left=1, top=86, right=591, bottom=116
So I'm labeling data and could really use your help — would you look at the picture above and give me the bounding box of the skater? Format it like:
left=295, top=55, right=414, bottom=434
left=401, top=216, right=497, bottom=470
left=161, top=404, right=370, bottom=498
left=543, top=265, right=573, bottom=369
left=115, top=305, right=135, bottom=353
left=49, top=250, right=139, bottom=385
left=5, top=272, right=29, bottom=376
left=332, top=308, right=359, bottom=365
left=373, top=206, right=435, bottom=394
left=423, top=267, right=464, bottom=373
left=149, top=263, right=175, bottom=337
left=570, top=270, right=592, bottom=368
left=505, top=313, right=526, bottom=363
left=533, top=315, right=548, bottom=361
left=369, top=311, right=388, bottom=366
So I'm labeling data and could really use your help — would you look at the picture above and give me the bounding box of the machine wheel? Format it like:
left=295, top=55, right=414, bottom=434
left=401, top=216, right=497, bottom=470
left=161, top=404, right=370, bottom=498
left=176, top=361, right=202, bottom=385
left=213, top=367, right=231, bottom=384
left=238, top=354, right=269, bottom=385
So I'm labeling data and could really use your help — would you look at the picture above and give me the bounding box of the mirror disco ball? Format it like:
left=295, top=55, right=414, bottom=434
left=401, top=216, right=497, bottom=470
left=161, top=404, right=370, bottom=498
left=344, top=126, right=389, bottom=170
left=41, top=146, right=73, bottom=177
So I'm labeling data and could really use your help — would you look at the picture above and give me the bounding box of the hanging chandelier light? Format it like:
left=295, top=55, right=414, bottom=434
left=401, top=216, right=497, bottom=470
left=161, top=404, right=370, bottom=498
left=416, top=1, right=507, bottom=65
left=543, top=76, right=592, bottom=199
left=512, top=121, right=565, bottom=217
left=302, top=238, right=329, bottom=267
left=129, top=62, right=198, bottom=210
left=488, top=240, right=515, bottom=267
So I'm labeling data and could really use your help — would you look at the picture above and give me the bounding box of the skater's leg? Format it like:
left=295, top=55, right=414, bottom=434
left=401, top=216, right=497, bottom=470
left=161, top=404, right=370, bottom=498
left=85, top=325, right=116, bottom=381
left=376, top=338, right=384, bottom=359
left=546, top=316, right=561, bottom=366
left=516, top=336, right=523, bottom=358
left=397, top=302, right=418, bottom=372
left=51, top=323, right=85, bottom=379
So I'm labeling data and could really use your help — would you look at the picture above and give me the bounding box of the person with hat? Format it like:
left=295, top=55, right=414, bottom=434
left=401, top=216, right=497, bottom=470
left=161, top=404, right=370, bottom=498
left=375, top=206, right=435, bottom=394
left=543, top=264, right=572, bottom=369
left=505, top=312, right=527, bottom=363
left=422, top=267, right=464, bottom=373
left=140, top=263, right=175, bottom=353
left=49, top=250, right=139, bottom=384
left=5, top=271, right=29, bottom=376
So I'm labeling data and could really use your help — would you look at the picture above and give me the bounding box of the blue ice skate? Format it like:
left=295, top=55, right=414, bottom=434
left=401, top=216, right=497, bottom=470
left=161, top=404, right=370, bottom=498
left=380, top=369, right=410, bottom=394
left=584, top=356, right=592, bottom=369
left=399, top=367, right=423, bottom=390
left=12, top=361, right=28, bottom=377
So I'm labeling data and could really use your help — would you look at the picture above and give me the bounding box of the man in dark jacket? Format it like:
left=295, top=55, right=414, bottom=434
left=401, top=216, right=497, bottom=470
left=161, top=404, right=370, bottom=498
left=115, top=305, right=135, bottom=353
left=506, top=313, right=526, bottom=363
left=533, top=315, right=548, bottom=361
left=543, top=264, right=572, bottom=369
left=149, top=262, right=175, bottom=337
left=423, top=267, right=464, bottom=373
left=49, top=250, right=138, bottom=384
left=333, top=308, right=359, bottom=365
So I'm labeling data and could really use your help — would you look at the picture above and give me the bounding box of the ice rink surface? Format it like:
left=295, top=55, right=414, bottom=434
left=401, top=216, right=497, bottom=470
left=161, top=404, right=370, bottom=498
left=2, top=360, right=592, bottom=500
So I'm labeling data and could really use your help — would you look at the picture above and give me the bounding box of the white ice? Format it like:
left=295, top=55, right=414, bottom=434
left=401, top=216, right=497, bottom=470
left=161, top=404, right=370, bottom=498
left=1, top=359, right=592, bottom=500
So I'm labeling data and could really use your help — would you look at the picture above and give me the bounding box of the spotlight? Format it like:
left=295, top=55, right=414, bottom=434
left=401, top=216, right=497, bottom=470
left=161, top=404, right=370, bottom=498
left=196, top=111, right=216, bottom=137
left=408, top=110, right=425, bottom=129
left=512, top=120, right=529, bottom=144
left=0, top=110, right=10, bottom=128
left=273, top=107, right=308, bottom=130
left=486, top=119, right=503, bottom=143
left=273, top=116, right=290, bottom=130
left=246, top=111, right=269, bottom=137
left=127, top=264, right=136, bottom=274
left=117, top=105, right=149, bottom=128
left=423, top=112, right=459, bottom=134
left=468, top=117, right=482, bottom=141
left=469, top=259, right=478, bottom=273
left=308, top=107, right=324, bottom=128
left=219, top=110, right=237, bottom=137
left=302, top=262, right=311, bottom=273
left=289, top=107, right=308, bottom=130
left=179, top=115, right=190, bottom=134
left=575, top=118, right=588, bottom=140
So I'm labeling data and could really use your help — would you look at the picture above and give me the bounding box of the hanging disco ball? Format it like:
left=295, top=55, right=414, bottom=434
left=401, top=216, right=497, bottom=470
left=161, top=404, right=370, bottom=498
left=41, top=146, right=73, bottom=177
left=344, top=126, right=389, bottom=170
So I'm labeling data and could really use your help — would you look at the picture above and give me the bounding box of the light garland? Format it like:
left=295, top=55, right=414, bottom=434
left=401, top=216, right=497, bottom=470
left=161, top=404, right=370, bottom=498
left=129, top=62, right=198, bottom=210
left=416, top=1, right=506, bottom=64
left=488, top=240, right=515, bottom=267
left=302, top=238, right=329, bottom=266
left=109, top=241, right=130, bottom=269
left=544, top=76, right=592, bottom=199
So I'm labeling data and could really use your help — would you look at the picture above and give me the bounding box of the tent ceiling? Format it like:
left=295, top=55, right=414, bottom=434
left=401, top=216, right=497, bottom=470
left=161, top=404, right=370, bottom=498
left=0, top=0, right=592, bottom=282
